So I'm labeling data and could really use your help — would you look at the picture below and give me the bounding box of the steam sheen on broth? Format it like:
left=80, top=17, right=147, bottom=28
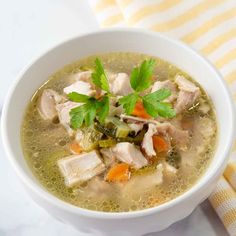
left=21, top=52, right=217, bottom=212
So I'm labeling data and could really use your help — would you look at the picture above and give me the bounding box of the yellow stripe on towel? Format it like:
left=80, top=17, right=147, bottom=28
left=224, top=162, right=236, bottom=191
left=209, top=177, right=236, bottom=236
left=151, top=0, right=224, bottom=32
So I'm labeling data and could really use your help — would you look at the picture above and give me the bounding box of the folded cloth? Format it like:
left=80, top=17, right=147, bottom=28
left=224, top=162, right=236, bottom=191
left=89, top=0, right=236, bottom=85
left=88, top=1, right=236, bottom=235
left=209, top=176, right=236, bottom=236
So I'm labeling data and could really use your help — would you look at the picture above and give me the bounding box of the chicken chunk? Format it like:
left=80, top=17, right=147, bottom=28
left=56, top=101, right=80, bottom=136
left=74, top=71, right=92, bottom=82
left=75, top=129, right=84, bottom=143
left=110, top=73, right=133, bottom=96
left=128, top=123, right=144, bottom=135
left=142, top=124, right=157, bottom=156
left=163, top=162, right=177, bottom=175
left=100, top=148, right=116, bottom=167
left=175, top=75, right=200, bottom=113
left=142, top=122, right=188, bottom=154
left=110, top=142, right=148, bottom=169
left=57, top=151, right=105, bottom=187
left=155, top=123, right=189, bottom=151
left=63, top=81, right=95, bottom=96
left=175, top=75, right=199, bottom=92
left=38, top=89, right=63, bottom=120
left=151, top=80, right=177, bottom=102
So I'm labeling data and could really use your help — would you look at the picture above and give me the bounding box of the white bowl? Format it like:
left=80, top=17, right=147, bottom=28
left=1, top=29, right=235, bottom=236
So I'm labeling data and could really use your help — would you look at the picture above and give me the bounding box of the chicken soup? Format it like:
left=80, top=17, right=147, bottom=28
left=21, top=52, right=217, bottom=212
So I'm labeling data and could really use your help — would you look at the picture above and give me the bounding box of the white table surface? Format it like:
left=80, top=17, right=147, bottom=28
left=0, top=1, right=228, bottom=235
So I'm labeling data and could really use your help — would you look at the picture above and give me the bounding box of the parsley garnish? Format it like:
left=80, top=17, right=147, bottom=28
left=68, top=58, right=176, bottom=130
left=92, top=58, right=110, bottom=92
left=142, top=89, right=175, bottom=118
left=130, top=59, right=155, bottom=92
left=69, top=94, right=109, bottom=129
left=69, top=59, right=110, bottom=129
left=118, top=93, right=139, bottom=115
left=118, top=59, right=176, bottom=119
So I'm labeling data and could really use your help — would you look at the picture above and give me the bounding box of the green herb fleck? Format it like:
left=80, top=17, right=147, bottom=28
left=92, top=58, right=110, bottom=92
left=118, top=59, right=176, bottom=119
left=69, top=93, right=110, bottom=129
left=130, top=59, right=155, bottom=92
left=118, top=93, right=139, bottom=115
left=142, top=88, right=176, bottom=118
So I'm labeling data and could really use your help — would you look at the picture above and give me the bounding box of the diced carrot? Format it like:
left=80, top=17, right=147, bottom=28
left=152, top=135, right=169, bottom=153
left=69, top=143, right=82, bottom=154
left=132, top=101, right=151, bottom=119
left=105, top=163, right=130, bottom=182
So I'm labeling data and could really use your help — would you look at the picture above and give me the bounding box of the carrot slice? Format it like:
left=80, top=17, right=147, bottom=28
left=69, top=143, right=82, bottom=154
left=152, top=135, right=169, bottom=153
left=105, top=163, right=130, bottom=182
left=132, top=101, right=151, bottom=119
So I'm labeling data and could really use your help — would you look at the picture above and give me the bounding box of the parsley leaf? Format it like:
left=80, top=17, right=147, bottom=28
left=68, top=92, right=91, bottom=103
left=68, top=91, right=110, bottom=129
left=142, top=98, right=175, bottom=119
left=143, top=88, right=171, bottom=102
left=155, top=102, right=176, bottom=118
left=118, top=93, right=139, bottom=115
left=70, top=101, right=97, bottom=129
left=70, top=105, right=85, bottom=129
left=92, top=58, right=110, bottom=92
left=142, top=99, right=159, bottom=118
left=84, top=102, right=97, bottom=126
left=97, top=96, right=109, bottom=123
left=130, top=59, right=156, bottom=92
left=142, top=88, right=175, bottom=118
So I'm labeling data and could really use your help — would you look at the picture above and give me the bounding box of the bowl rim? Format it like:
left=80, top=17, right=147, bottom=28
left=1, top=28, right=235, bottom=219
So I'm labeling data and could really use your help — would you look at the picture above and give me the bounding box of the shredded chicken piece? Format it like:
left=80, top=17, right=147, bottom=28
left=100, top=148, right=116, bottom=167
left=110, top=73, right=133, bottom=96
left=63, top=80, right=95, bottom=96
left=56, top=101, right=80, bottom=136
left=128, top=123, right=144, bottom=135
left=75, top=130, right=84, bottom=143
left=121, top=114, right=189, bottom=151
left=120, top=114, right=159, bottom=125
left=155, top=123, right=189, bottom=150
left=109, top=142, right=148, bottom=169
left=163, top=162, right=177, bottom=175
left=74, top=71, right=92, bottom=82
left=57, top=151, right=105, bottom=187
left=175, top=75, right=200, bottom=113
left=142, top=124, right=157, bottom=156
left=38, top=89, right=63, bottom=120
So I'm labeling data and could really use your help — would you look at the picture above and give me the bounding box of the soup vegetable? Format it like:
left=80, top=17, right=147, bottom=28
left=22, top=53, right=217, bottom=212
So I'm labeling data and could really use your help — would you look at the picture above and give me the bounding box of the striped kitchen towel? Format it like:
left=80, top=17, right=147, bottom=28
left=88, top=0, right=236, bottom=235
left=89, top=0, right=236, bottom=88
left=209, top=176, right=236, bottom=235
